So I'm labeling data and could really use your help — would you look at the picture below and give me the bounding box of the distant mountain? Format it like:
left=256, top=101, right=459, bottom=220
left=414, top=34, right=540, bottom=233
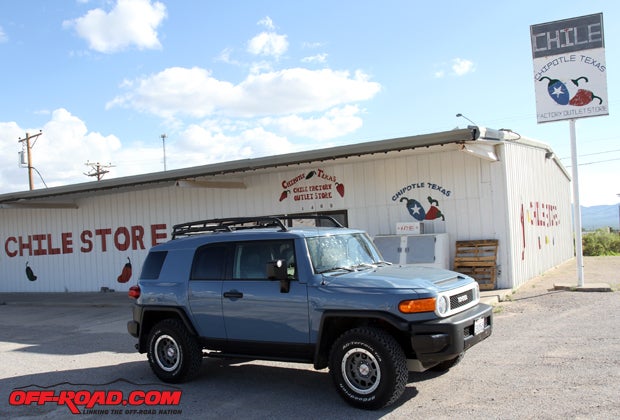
left=581, top=205, right=619, bottom=231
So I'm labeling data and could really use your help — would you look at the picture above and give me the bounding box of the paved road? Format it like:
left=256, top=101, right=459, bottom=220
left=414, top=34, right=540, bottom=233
left=1, top=256, right=619, bottom=419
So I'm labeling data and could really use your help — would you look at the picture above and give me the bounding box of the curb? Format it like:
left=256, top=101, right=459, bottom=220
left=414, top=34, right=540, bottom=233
left=553, top=282, right=614, bottom=292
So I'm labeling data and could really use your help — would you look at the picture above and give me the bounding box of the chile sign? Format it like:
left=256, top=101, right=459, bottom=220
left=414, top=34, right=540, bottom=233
left=531, top=13, right=608, bottom=123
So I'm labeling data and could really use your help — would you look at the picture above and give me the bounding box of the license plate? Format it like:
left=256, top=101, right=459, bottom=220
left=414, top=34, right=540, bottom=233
left=474, top=317, right=485, bottom=335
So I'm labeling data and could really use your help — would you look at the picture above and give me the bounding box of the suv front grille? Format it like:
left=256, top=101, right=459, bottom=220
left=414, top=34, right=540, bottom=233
left=450, top=289, right=475, bottom=311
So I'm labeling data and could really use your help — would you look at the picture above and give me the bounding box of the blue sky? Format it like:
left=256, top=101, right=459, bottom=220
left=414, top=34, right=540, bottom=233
left=0, top=0, right=618, bottom=206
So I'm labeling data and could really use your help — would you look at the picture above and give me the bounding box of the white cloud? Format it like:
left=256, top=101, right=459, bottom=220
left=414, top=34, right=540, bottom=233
left=63, top=0, right=167, bottom=53
left=261, top=105, right=363, bottom=140
left=247, top=31, right=289, bottom=58
left=0, top=109, right=123, bottom=191
left=0, top=26, right=7, bottom=43
left=107, top=66, right=381, bottom=119
left=451, top=58, right=475, bottom=76
left=301, top=53, right=328, bottom=64
left=257, top=16, right=276, bottom=30
left=215, top=47, right=241, bottom=66
left=168, top=123, right=294, bottom=169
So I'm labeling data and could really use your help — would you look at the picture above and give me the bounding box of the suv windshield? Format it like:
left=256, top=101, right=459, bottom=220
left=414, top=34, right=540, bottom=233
left=306, top=233, right=386, bottom=274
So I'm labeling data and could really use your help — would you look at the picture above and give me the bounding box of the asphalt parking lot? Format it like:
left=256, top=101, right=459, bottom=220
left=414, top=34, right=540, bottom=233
left=1, top=256, right=619, bottom=419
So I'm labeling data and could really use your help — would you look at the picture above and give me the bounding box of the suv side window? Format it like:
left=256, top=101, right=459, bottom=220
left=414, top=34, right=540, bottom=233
left=191, top=244, right=230, bottom=280
left=233, top=240, right=296, bottom=280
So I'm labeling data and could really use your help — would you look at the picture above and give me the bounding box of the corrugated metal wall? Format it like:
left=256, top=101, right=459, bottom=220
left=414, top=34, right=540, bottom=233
left=0, top=142, right=573, bottom=292
left=499, top=141, right=574, bottom=289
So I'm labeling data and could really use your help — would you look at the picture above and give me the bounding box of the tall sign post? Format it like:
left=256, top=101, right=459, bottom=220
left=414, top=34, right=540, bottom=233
left=531, top=13, right=608, bottom=287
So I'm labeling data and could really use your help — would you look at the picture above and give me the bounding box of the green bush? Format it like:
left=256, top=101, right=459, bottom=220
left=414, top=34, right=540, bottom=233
left=582, top=229, right=620, bottom=256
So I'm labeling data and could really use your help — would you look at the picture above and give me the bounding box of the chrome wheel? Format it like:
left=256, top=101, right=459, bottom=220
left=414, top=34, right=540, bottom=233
left=154, top=334, right=181, bottom=372
left=341, top=347, right=381, bottom=394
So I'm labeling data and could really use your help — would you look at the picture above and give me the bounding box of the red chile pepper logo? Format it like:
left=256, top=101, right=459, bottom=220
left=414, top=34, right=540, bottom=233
left=539, top=75, right=602, bottom=107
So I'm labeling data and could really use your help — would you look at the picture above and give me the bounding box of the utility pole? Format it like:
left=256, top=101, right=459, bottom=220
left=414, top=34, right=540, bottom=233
left=160, top=134, right=167, bottom=171
left=18, top=130, right=43, bottom=191
left=84, top=161, right=114, bottom=181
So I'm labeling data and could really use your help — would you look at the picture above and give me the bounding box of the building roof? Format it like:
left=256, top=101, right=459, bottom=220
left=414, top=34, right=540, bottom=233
left=0, top=126, right=563, bottom=208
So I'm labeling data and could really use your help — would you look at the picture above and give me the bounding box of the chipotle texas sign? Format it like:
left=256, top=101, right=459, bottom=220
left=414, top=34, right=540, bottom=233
left=278, top=168, right=345, bottom=203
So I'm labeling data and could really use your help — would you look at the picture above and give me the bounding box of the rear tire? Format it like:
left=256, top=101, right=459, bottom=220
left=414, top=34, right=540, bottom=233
left=147, top=318, right=202, bottom=383
left=329, top=327, right=407, bottom=410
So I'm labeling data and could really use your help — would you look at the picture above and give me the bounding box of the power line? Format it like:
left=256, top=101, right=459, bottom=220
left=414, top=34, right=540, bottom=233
left=565, top=157, right=620, bottom=168
left=560, top=149, right=620, bottom=160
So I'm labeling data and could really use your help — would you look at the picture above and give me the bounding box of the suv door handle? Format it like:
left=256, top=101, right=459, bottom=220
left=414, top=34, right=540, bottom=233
left=223, top=291, right=243, bottom=299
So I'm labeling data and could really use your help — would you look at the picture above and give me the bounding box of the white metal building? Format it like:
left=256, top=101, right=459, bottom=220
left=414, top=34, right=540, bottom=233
left=0, top=127, right=574, bottom=292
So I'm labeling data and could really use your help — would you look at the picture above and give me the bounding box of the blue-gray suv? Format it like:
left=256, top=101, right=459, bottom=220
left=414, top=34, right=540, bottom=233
left=127, top=216, right=492, bottom=409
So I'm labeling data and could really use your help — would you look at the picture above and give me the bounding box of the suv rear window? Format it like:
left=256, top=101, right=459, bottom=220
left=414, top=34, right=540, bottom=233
left=140, top=251, right=167, bottom=279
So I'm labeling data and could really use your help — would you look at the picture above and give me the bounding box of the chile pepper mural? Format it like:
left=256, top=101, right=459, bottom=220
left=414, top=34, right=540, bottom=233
left=568, top=77, right=603, bottom=106
left=25, top=261, right=37, bottom=281
left=399, top=196, right=445, bottom=221
left=539, top=75, right=603, bottom=107
left=117, top=257, right=132, bottom=283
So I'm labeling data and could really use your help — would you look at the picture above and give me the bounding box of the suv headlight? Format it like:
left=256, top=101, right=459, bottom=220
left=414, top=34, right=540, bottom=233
left=436, top=295, right=449, bottom=316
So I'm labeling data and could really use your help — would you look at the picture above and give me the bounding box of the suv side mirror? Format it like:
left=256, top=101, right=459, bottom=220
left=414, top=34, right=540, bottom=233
left=267, top=260, right=290, bottom=293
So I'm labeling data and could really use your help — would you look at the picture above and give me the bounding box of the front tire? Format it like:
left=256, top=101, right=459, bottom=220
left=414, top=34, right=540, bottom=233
left=147, top=318, right=202, bottom=383
left=329, top=327, right=407, bottom=410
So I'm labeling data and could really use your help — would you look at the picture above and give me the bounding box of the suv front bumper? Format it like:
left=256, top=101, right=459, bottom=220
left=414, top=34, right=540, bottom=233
left=409, top=303, right=492, bottom=367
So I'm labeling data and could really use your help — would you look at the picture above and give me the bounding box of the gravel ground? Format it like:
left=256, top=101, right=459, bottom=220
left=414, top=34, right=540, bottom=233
left=0, top=256, right=618, bottom=419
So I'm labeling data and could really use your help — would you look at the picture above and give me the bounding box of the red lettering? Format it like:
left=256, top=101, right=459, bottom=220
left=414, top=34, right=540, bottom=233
left=36, top=390, right=55, bottom=405
left=80, top=230, right=93, bottom=253
left=158, top=390, right=182, bottom=405
left=281, top=173, right=305, bottom=189
left=114, top=227, right=130, bottom=251
left=131, top=225, right=145, bottom=250
left=32, top=234, right=47, bottom=256
left=95, top=228, right=112, bottom=252
left=24, top=390, right=41, bottom=405
left=19, top=236, right=32, bottom=257
left=106, top=390, right=123, bottom=404
left=8, top=390, right=26, bottom=405
left=5, top=237, right=17, bottom=258
left=85, top=390, right=106, bottom=408
left=151, top=224, right=167, bottom=246
left=62, top=232, right=73, bottom=254
left=128, top=390, right=145, bottom=405
left=47, top=233, right=61, bottom=255
left=57, top=391, right=79, bottom=414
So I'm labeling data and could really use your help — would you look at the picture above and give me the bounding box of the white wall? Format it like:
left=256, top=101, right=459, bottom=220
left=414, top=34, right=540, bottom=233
left=0, top=142, right=573, bottom=292
left=499, top=141, right=574, bottom=289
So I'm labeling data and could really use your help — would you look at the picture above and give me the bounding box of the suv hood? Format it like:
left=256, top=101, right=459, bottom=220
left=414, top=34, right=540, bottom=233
left=320, top=265, right=472, bottom=292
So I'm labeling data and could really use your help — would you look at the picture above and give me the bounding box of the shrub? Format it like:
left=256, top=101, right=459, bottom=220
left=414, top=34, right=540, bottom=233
left=582, top=229, right=620, bottom=256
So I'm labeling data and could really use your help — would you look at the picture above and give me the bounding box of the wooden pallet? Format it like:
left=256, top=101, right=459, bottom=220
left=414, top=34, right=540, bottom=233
left=454, top=240, right=498, bottom=290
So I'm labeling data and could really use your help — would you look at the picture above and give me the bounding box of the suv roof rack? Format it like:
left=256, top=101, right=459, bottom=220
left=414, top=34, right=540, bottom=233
left=171, top=215, right=343, bottom=239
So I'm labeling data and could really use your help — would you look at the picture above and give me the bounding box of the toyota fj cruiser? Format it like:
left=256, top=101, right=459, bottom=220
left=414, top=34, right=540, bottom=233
left=127, top=216, right=492, bottom=409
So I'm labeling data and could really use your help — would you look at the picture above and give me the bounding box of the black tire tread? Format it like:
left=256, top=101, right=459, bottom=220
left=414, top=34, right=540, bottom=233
left=329, top=326, right=407, bottom=409
left=147, top=318, right=202, bottom=383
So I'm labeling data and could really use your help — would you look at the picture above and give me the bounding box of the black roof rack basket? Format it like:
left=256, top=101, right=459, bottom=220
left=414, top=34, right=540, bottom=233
left=171, top=215, right=343, bottom=239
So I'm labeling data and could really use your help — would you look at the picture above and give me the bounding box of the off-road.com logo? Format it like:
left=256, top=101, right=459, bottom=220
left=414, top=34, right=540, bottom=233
left=9, top=389, right=182, bottom=415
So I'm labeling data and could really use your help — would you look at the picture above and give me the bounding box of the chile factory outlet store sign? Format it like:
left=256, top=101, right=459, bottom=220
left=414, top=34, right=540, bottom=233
left=531, top=13, right=608, bottom=123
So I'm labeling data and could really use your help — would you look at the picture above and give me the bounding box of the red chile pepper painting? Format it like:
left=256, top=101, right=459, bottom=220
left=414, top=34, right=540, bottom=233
left=117, top=257, right=132, bottom=283
left=539, top=75, right=602, bottom=107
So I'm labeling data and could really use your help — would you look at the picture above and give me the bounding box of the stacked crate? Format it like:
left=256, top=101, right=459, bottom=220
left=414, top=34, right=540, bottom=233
left=453, top=240, right=498, bottom=290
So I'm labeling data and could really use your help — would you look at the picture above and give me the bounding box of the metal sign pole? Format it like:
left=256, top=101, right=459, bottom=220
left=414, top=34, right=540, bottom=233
left=569, top=119, right=584, bottom=287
